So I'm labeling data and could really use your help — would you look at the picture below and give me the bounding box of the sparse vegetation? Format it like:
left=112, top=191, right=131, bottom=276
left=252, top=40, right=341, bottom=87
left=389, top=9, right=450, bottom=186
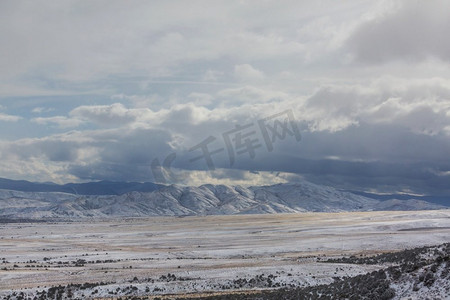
left=1, top=213, right=450, bottom=299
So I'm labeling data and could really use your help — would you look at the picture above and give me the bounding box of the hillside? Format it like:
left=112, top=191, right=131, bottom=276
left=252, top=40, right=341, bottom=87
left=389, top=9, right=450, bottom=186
left=0, top=181, right=446, bottom=219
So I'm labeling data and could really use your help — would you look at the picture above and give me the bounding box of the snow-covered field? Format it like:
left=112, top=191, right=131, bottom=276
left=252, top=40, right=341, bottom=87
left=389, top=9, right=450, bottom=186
left=1, top=210, right=450, bottom=298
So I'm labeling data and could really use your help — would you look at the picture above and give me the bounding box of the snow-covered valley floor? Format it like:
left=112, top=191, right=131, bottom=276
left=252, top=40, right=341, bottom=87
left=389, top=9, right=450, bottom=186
left=1, top=210, right=450, bottom=299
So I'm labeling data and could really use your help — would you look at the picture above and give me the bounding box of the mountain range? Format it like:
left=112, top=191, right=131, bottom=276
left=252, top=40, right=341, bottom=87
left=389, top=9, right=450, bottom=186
left=0, top=177, right=162, bottom=195
left=0, top=178, right=446, bottom=220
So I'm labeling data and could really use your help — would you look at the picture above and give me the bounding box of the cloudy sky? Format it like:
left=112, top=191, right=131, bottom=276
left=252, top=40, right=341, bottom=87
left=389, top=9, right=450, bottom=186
left=1, top=0, right=450, bottom=195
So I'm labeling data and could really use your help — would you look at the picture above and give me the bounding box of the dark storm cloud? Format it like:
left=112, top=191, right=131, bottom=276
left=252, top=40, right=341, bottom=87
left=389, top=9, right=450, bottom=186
left=166, top=121, right=450, bottom=195
left=67, top=162, right=157, bottom=182
left=0, top=127, right=175, bottom=182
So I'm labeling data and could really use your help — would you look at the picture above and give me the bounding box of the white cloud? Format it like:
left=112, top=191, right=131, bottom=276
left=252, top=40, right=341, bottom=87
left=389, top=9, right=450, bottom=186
left=303, top=77, right=450, bottom=134
left=187, top=93, right=213, bottom=106
left=166, top=168, right=302, bottom=187
left=111, top=94, right=165, bottom=109
left=0, top=158, right=77, bottom=184
left=0, top=112, right=21, bottom=122
left=0, top=1, right=370, bottom=97
left=32, top=116, right=83, bottom=128
left=32, top=107, right=55, bottom=114
left=70, top=103, right=141, bottom=126
left=202, top=70, right=224, bottom=82
left=347, top=0, right=450, bottom=63
left=217, top=86, right=289, bottom=105
left=234, top=64, right=265, bottom=82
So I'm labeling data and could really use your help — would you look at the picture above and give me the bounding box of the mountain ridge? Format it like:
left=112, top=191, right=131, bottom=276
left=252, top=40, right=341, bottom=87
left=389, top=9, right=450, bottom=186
left=0, top=180, right=446, bottom=220
left=0, top=177, right=163, bottom=195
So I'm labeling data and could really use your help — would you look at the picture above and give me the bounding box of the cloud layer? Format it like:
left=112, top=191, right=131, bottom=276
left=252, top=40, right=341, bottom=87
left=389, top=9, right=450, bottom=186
left=0, top=0, right=449, bottom=196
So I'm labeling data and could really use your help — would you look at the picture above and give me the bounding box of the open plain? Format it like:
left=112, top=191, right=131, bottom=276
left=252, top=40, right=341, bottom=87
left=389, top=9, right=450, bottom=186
left=1, top=210, right=450, bottom=299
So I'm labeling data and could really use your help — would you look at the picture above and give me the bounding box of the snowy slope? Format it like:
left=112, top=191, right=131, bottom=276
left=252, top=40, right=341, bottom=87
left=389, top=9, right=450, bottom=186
left=372, top=198, right=446, bottom=211
left=0, top=181, right=446, bottom=219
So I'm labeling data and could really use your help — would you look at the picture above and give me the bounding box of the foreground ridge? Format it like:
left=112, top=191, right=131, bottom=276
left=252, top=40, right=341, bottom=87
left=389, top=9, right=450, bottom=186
left=2, top=243, right=449, bottom=299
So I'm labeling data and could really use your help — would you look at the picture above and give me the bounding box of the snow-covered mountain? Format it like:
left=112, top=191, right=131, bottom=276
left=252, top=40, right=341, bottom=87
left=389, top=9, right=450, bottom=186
left=0, top=181, right=446, bottom=219
left=371, top=198, right=445, bottom=211
left=0, top=177, right=162, bottom=195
